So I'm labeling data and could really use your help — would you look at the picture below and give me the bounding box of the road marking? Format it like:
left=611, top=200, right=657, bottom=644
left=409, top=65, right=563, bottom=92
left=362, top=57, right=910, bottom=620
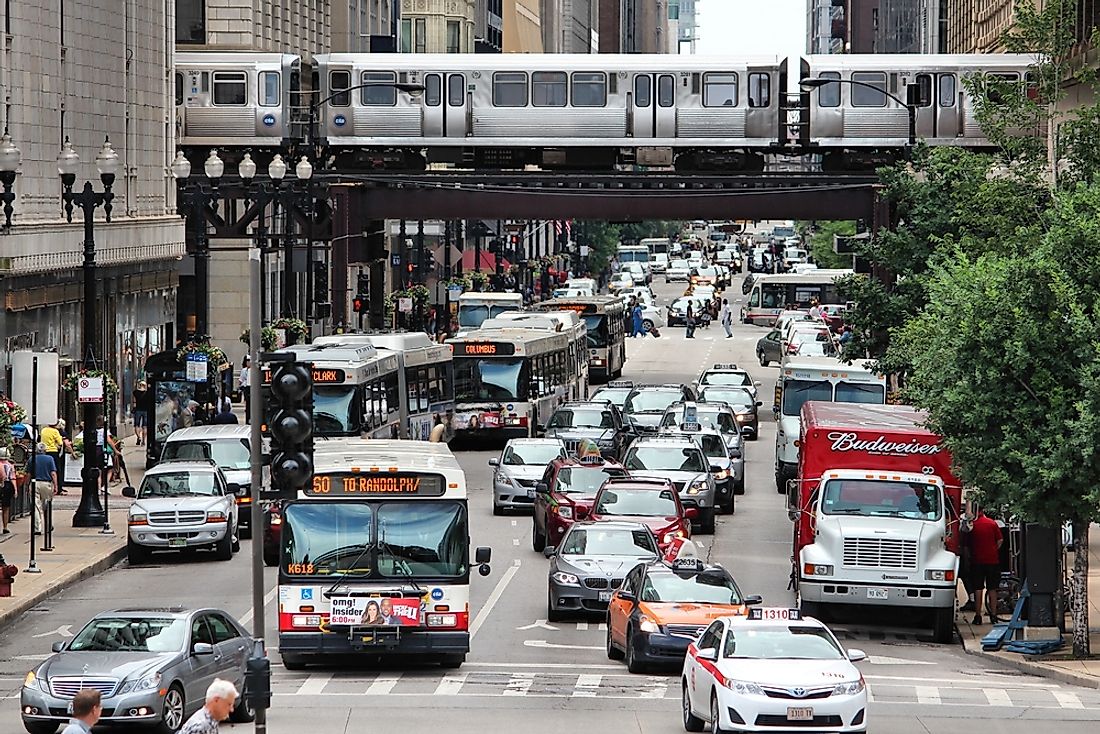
left=13, top=654, right=49, bottom=661
left=640, top=676, right=667, bottom=698
left=573, top=621, right=606, bottom=631
left=865, top=674, right=1058, bottom=688
left=295, top=673, right=331, bottom=696
left=863, top=655, right=934, bottom=665
left=511, top=520, right=517, bottom=527
left=366, top=673, right=402, bottom=695
left=915, top=686, right=941, bottom=705
left=240, top=586, right=279, bottom=627
left=524, top=639, right=603, bottom=651
left=434, top=673, right=468, bottom=696
left=516, top=619, right=559, bottom=631
left=983, top=688, right=1012, bottom=706
left=503, top=673, right=534, bottom=696
left=470, top=559, right=520, bottom=641
left=32, top=625, right=72, bottom=638
left=572, top=674, right=602, bottom=697
left=1053, top=691, right=1084, bottom=709
left=577, top=621, right=588, bottom=631
left=512, top=538, right=520, bottom=546
left=463, top=661, right=622, bottom=670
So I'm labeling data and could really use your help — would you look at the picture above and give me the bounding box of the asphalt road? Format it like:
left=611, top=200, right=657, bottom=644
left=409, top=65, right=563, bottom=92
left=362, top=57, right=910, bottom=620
left=2, top=273, right=1099, bottom=733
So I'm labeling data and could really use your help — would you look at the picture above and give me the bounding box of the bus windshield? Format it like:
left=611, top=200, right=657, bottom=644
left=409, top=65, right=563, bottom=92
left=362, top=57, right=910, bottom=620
left=458, top=305, right=489, bottom=329
left=581, top=315, right=608, bottom=348
left=781, top=379, right=833, bottom=417
left=378, top=502, right=468, bottom=577
left=282, top=502, right=375, bottom=576
left=314, top=385, right=361, bottom=435
left=455, top=357, right=526, bottom=402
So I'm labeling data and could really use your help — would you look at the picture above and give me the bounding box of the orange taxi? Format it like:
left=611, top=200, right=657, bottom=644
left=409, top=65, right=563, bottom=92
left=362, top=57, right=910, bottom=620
left=605, top=557, right=761, bottom=673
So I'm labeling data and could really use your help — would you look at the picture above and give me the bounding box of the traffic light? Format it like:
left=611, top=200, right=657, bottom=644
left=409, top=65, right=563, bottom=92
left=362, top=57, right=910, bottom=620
left=353, top=294, right=367, bottom=314
left=312, top=261, right=328, bottom=301
left=267, top=361, right=313, bottom=497
left=356, top=272, right=369, bottom=294
left=243, top=653, right=272, bottom=712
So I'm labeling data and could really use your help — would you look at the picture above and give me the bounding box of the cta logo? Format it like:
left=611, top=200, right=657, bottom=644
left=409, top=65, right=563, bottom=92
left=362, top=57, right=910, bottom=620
left=334, top=114, right=347, bottom=127
left=262, top=114, right=276, bottom=127
left=827, top=432, right=942, bottom=456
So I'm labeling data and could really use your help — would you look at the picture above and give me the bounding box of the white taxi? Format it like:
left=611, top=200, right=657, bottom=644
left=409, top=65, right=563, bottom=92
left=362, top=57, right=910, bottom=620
left=681, top=608, right=868, bottom=733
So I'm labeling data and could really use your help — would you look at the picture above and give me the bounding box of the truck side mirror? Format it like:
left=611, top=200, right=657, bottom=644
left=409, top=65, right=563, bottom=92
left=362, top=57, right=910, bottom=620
left=786, top=479, right=799, bottom=512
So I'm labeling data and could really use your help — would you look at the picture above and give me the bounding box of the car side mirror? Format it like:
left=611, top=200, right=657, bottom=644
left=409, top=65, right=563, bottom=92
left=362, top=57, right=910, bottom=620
left=696, top=647, right=718, bottom=662
left=617, top=590, right=635, bottom=602
left=543, top=545, right=557, bottom=559
left=225, top=483, right=241, bottom=496
left=51, top=641, right=66, bottom=653
left=847, top=648, right=868, bottom=662
left=743, top=594, right=763, bottom=606
left=684, top=507, right=699, bottom=520
left=488, top=458, right=500, bottom=467
left=122, top=486, right=137, bottom=498
left=709, top=464, right=723, bottom=473
left=755, top=401, right=762, bottom=407
left=536, top=482, right=548, bottom=494
left=754, top=380, right=761, bottom=386
left=192, top=642, right=214, bottom=656
left=475, top=546, right=492, bottom=564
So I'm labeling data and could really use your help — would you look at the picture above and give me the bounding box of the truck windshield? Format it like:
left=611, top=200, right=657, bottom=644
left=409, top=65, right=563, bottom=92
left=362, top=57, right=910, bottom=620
left=821, top=479, right=942, bottom=521
left=781, top=379, right=833, bottom=416
left=835, top=382, right=886, bottom=404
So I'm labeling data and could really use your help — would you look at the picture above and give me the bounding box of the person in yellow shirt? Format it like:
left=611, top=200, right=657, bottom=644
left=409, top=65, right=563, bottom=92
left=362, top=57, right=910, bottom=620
left=40, top=420, right=70, bottom=495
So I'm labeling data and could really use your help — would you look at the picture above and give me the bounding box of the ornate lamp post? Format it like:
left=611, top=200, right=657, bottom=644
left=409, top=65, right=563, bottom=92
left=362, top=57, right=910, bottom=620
left=0, top=131, right=22, bottom=230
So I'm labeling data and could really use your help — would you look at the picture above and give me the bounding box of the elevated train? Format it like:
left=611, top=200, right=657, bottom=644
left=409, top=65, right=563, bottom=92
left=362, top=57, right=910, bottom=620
left=175, top=52, right=1039, bottom=171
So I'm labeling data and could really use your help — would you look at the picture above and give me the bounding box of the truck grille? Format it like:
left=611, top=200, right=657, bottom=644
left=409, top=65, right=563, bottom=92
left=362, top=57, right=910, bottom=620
left=843, top=537, right=918, bottom=569
left=50, top=677, right=118, bottom=698
left=560, top=439, right=581, bottom=454
left=148, top=510, right=208, bottom=526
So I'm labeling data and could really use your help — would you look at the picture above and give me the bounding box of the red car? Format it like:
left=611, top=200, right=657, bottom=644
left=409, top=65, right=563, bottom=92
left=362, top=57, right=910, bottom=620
left=532, top=455, right=627, bottom=552
left=588, top=478, right=694, bottom=552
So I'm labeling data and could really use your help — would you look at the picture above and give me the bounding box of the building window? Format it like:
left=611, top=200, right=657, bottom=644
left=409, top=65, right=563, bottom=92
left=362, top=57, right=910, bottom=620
left=532, top=72, right=567, bottom=107
left=415, top=18, right=427, bottom=53
left=361, top=71, right=397, bottom=106
left=212, top=72, right=247, bottom=106
left=447, top=20, right=461, bottom=53
left=634, top=75, right=651, bottom=107
left=851, top=72, right=887, bottom=107
left=703, top=73, right=738, bottom=107
left=493, top=72, right=528, bottom=107
left=425, top=74, right=442, bottom=106
left=176, top=0, right=205, bottom=44
left=571, top=72, right=607, bottom=107
left=401, top=18, right=412, bottom=52
left=330, top=70, right=351, bottom=106
left=658, top=75, right=674, bottom=107
left=818, top=71, right=841, bottom=107
left=748, top=72, right=770, bottom=108
left=260, top=71, right=280, bottom=107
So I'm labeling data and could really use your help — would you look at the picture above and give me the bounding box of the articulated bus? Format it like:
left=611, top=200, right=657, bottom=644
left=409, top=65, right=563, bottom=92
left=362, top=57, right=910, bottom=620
left=276, top=439, right=492, bottom=670
left=741, top=271, right=853, bottom=327
left=263, top=342, right=401, bottom=439
left=486, top=310, right=589, bottom=401
left=447, top=328, right=571, bottom=437
left=316, top=333, right=455, bottom=441
left=533, top=296, right=626, bottom=382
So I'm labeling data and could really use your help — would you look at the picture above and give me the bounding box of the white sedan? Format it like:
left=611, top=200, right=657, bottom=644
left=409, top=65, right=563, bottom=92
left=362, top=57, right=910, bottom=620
left=666, top=259, right=692, bottom=283
left=681, top=609, right=868, bottom=733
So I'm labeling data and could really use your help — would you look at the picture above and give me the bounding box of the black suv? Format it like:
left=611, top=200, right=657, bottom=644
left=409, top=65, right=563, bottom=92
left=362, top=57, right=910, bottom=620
left=622, top=384, right=697, bottom=435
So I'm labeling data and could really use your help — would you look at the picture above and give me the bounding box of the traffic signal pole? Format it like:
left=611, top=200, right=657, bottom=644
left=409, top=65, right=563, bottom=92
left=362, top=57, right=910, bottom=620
left=247, top=249, right=270, bottom=731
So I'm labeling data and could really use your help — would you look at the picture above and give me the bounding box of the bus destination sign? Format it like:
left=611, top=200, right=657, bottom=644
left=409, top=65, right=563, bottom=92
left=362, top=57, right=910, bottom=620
left=264, top=367, right=346, bottom=384
left=453, top=342, right=515, bottom=357
left=307, top=473, right=447, bottom=497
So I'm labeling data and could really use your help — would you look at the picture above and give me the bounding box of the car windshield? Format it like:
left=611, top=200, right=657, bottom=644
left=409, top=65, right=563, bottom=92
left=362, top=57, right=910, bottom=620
left=700, top=388, right=754, bottom=409
left=696, top=267, right=718, bottom=277
left=822, top=479, right=942, bottom=521
left=69, top=616, right=188, bottom=653
left=503, top=443, right=564, bottom=466
left=560, top=527, right=658, bottom=556
left=670, top=260, right=689, bottom=269
left=554, top=466, right=626, bottom=494
left=641, top=572, right=742, bottom=605
left=594, top=488, right=679, bottom=516
left=162, top=439, right=250, bottom=471
left=139, top=471, right=220, bottom=498
left=625, top=390, right=682, bottom=414
left=624, top=445, right=707, bottom=472
left=455, top=357, right=526, bottom=402
left=702, top=371, right=752, bottom=387
left=723, top=626, right=844, bottom=660
left=591, top=388, right=632, bottom=408
left=781, top=379, right=834, bottom=417
left=313, top=385, right=361, bottom=435
left=547, top=408, right=614, bottom=429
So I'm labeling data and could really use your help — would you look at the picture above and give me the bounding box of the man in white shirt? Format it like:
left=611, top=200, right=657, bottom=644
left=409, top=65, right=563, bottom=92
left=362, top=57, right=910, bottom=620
left=720, top=299, right=733, bottom=339
left=239, top=356, right=252, bottom=422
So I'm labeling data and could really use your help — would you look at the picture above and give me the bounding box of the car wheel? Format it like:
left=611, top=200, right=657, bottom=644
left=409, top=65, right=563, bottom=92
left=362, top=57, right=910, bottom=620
left=682, top=682, right=705, bottom=732
left=699, top=508, right=716, bottom=535
left=239, top=524, right=252, bottom=540
left=155, top=684, right=185, bottom=734
left=22, top=722, right=58, bottom=734
left=493, top=503, right=505, bottom=517
left=231, top=531, right=241, bottom=553
left=281, top=653, right=306, bottom=670
left=758, top=350, right=769, bottom=367
left=606, top=620, right=625, bottom=661
left=531, top=519, right=546, bottom=552
left=126, top=539, right=149, bottom=566
left=440, top=653, right=466, bottom=668
left=734, top=477, right=746, bottom=496
left=710, top=692, right=727, bottom=734
left=643, top=319, right=654, bottom=332
left=214, top=533, right=233, bottom=561
left=625, top=626, right=646, bottom=674
left=722, top=490, right=735, bottom=515
left=229, top=687, right=255, bottom=723
left=547, top=591, right=564, bottom=623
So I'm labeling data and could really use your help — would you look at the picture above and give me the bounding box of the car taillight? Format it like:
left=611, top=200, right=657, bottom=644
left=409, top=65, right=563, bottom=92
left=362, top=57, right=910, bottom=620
left=270, top=515, right=282, bottom=526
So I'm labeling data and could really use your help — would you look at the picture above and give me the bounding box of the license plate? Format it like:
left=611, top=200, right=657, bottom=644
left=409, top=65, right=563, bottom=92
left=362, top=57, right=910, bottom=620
left=168, top=538, right=187, bottom=548
left=66, top=702, right=74, bottom=715
left=787, top=707, right=813, bottom=721
left=866, top=587, right=888, bottom=600
left=527, top=489, right=536, bottom=498
left=598, top=591, right=612, bottom=602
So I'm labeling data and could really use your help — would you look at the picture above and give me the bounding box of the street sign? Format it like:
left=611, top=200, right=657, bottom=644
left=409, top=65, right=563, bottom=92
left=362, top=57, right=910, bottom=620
left=391, top=253, right=402, bottom=267
left=186, top=354, right=209, bottom=383
left=77, top=376, right=104, bottom=404
left=447, top=284, right=463, bottom=301
left=398, top=298, right=413, bottom=313
left=10, top=352, right=60, bottom=423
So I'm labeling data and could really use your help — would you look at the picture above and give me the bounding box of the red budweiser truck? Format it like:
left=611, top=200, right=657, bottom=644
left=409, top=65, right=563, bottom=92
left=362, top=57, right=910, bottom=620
left=787, top=402, right=962, bottom=643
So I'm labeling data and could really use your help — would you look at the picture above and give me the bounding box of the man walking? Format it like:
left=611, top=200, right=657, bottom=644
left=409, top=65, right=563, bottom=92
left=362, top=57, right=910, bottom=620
left=239, top=355, right=252, bottom=423
left=179, top=678, right=239, bottom=734
left=28, top=443, right=57, bottom=535
left=61, top=689, right=102, bottom=734
left=720, top=298, right=733, bottom=338
left=969, top=507, right=1004, bottom=625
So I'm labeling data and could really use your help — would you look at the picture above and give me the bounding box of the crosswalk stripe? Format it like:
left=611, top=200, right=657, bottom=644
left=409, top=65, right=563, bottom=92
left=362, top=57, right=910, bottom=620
left=640, top=677, right=668, bottom=699
left=915, top=686, right=941, bottom=705
left=577, top=621, right=588, bottom=631
left=434, top=673, right=468, bottom=696
left=572, top=674, right=602, bottom=697
left=295, top=673, right=331, bottom=696
left=983, top=689, right=1012, bottom=706
left=1053, top=691, right=1084, bottom=709
left=366, top=674, right=402, bottom=695
left=503, top=673, right=535, bottom=696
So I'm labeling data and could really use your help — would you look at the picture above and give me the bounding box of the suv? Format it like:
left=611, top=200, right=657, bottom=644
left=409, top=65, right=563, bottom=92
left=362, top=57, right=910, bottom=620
left=543, top=401, right=633, bottom=460
left=697, top=385, right=762, bottom=439
left=620, top=435, right=718, bottom=534
left=659, top=401, right=746, bottom=466
left=622, top=384, right=696, bottom=435
left=123, top=459, right=241, bottom=564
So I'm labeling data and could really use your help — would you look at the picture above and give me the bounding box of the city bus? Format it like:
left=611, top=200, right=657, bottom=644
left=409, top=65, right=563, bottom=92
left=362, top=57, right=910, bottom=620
left=315, top=332, right=455, bottom=441
left=533, top=296, right=626, bottom=382
left=276, top=439, right=492, bottom=669
left=263, top=342, right=401, bottom=439
left=741, top=271, right=853, bottom=327
left=639, top=237, right=671, bottom=256
left=456, top=292, right=524, bottom=330
left=447, top=328, right=571, bottom=437
left=486, top=310, right=589, bottom=401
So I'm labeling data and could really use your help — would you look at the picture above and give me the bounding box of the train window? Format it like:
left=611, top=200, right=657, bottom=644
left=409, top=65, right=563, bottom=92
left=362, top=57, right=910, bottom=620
left=259, top=71, right=280, bottom=107
left=212, top=72, right=247, bottom=106
left=174, top=73, right=184, bottom=106
left=658, top=75, right=674, bottom=107
left=425, top=74, right=442, bottom=107
left=532, top=72, right=567, bottom=107
left=985, top=72, right=1020, bottom=105
left=850, top=72, right=887, bottom=107
left=938, top=75, right=956, bottom=107
left=448, top=74, right=465, bottom=106
left=361, top=72, right=397, bottom=106
left=572, top=72, right=606, bottom=107
left=703, top=73, right=738, bottom=107
left=748, top=72, right=770, bottom=108
left=493, top=72, right=528, bottom=107
left=634, top=75, right=651, bottom=107
left=913, top=74, right=933, bottom=107
left=330, top=70, right=351, bottom=107
left=818, top=72, right=840, bottom=107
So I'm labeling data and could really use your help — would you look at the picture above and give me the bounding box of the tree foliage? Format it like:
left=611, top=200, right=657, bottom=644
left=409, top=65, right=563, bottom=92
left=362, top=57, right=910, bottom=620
left=797, top=220, right=857, bottom=270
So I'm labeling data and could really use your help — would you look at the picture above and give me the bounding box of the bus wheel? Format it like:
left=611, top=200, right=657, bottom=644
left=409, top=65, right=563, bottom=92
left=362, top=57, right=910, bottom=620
left=281, top=653, right=306, bottom=671
left=440, top=653, right=466, bottom=669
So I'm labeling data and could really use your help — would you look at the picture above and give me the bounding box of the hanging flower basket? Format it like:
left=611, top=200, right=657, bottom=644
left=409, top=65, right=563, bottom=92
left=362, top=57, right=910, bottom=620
left=61, top=370, right=120, bottom=397
left=176, top=341, right=229, bottom=370
left=240, top=327, right=279, bottom=351
left=0, top=398, right=28, bottom=448
left=271, top=318, right=308, bottom=343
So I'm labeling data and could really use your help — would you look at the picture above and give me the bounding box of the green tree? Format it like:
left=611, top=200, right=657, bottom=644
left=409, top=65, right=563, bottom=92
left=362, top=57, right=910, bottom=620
left=797, top=221, right=858, bottom=269
left=582, top=221, right=623, bottom=274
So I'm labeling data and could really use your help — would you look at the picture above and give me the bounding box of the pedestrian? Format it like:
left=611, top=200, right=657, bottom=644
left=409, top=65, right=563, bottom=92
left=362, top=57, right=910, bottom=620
left=809, top=298, right=822, bottom=321
left=211, top=401, right=238, bottom=425
left=958, top=506, right=977, bottom=613
left=239, top=355, right=252, bottom=423
left=131, top=380, right=149, bottom=446
left=838, top=324, right=853, bottom=345
left=96, top=416, right=121, bottom=490
left=0, top=447, right=15, bottom=534
left=720, top=298, right=733, bottom=338
left=40, top=420, right=68, bottom=495
left=969, top=507, right=1004, bottom=625
left=179, top=678, right=239, bottom=734
left=429, top=414, right=447, bottom=443
left=685, top=303, right=696, bottom=339
left=27, top=443, right=57, bottom=535
left=60, top=688, right=102, bottom=734
left=631, top=301, right=644, bottom=338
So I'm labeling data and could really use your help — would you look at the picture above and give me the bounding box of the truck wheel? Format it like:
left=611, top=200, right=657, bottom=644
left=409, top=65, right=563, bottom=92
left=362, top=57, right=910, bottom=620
left=932, top=607, right=956, bottom=644
left=214, top=533, right=233, bottom=561
left=440, top=653, right=466, bottom=669
left=281, top=653, right=306, bottom=671
left=800, top=599, right=823, bottom=620
left=127, top=540, right=149, bottom=566
left=263, top=543, right=278, bottom=567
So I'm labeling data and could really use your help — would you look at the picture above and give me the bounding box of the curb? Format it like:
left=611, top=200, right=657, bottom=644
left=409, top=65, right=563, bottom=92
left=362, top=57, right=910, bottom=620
left=0, top=545, right=128, bottom=629
left=959, top=630, right=1100, bottom=690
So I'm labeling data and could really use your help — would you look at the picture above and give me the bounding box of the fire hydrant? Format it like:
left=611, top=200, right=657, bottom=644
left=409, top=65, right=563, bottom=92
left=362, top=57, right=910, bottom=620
left=0, top=556, right=19, bottom=597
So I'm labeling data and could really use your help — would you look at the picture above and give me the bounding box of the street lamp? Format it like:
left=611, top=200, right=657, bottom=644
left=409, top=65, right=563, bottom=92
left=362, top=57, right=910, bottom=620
left=799, top=77, right=917, bottom=147
left=0, top=130, right=22, bottom=230
left=59, top=136, right=118, bottom=528
left=172, top=149, right=217, bottom=336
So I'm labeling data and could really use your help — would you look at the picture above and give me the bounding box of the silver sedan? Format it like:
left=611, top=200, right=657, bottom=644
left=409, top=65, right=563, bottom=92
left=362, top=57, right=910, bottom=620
left=489, top=438, right=566, bottom=514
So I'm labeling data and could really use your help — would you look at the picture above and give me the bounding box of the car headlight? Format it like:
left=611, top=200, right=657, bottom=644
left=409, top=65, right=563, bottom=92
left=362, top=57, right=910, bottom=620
left=639, top=616, right=660, bottom=633
left=23, top=670, right=44, bottom=690
left=724, top=679, right=764, bottom=695
left=833, top=678, right=865, bottom=695
left=551, top=571, right=579, bottom=586
left=555, top=505, right=574, bottom=519
left=735, top=413, right=750, bottom=422
left=496, top=473, right=514, bottom=487
left=119, top=671, right=162, bottom=695
left=207, top=511, right=228, bottom=523
left=687, top=479, right=709, bottom=494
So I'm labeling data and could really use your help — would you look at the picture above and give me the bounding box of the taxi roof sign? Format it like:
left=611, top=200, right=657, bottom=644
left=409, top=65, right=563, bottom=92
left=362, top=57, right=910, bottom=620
left=680, top=422, right=703, bottom=432
left=748, top=607, right=802, bottom=621
left=608, top=380, right=635, bottom=388
left=575, top=438, right=605, bottom=465
left=670, top=557, right=705, bottom=573
left=712, top=363, right=739, bottom=370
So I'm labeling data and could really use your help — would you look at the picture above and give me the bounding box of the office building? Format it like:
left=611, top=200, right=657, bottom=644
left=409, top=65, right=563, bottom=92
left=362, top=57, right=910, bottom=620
left=598, top=0, right=670, bottom=54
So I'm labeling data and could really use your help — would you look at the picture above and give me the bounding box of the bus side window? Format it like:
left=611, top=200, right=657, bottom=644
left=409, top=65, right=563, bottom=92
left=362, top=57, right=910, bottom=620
left=749, top=289, right=760, bottom=307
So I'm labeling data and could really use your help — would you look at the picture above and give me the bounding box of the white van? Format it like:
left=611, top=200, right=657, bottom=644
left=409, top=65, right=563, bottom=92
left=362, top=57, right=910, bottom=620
left=649, top=252, right=670, bottom=273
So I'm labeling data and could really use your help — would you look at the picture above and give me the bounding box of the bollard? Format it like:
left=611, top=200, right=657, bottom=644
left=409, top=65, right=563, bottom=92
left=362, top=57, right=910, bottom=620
left=41, top=498, right=54, bottom=552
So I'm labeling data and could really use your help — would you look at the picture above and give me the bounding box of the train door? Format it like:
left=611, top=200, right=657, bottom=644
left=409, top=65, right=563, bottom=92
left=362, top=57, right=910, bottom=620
left=422, top=73, right=444, bottom=136
left=936, top=73, right=959, bottom=139
left=655, top=74, right=677, bottom=138
left=445, top=73, right=467, bottom=137
left=911, top=74, right=937, bottom=139
left=632, top=74, right=654, bottom=138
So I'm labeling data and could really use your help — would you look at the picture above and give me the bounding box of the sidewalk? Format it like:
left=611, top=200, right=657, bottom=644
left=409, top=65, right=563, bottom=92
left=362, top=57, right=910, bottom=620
left=958, top=523, right=1100, bottom=689
left=0, top=441, right=144, bottom=627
